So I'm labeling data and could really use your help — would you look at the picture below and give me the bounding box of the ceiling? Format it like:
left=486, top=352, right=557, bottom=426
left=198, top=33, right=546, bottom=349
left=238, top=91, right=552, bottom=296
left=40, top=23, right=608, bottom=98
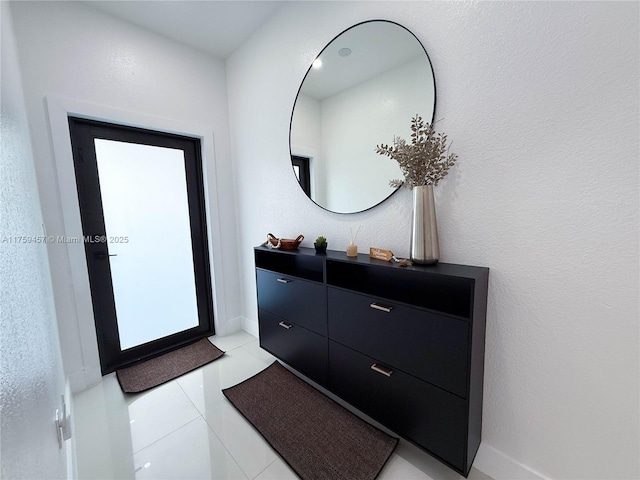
left=300, top=21, right=427, bottom=100
left=88, top=1, right=285, bottom=59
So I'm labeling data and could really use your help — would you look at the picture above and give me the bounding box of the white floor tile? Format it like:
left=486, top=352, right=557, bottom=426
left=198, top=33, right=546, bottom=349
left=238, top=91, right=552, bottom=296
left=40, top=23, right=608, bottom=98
left=74, top=372, right=128, bottom=411
left=199, top=398, right=278, bottom=479
left=71, top=379, right=145, bottom=478
left=74, top=330, right=494, bottom=480
left=127, top=381, right=201, bottom=453
left=133, top=417, right=247, bottom=480
left=379, top=453, right=433, bottom=480
left=254, top=458, right=299, bottom=480
left=209, top=330, right=256, bottom=352
left=74, top=379, right=201, bottom=477
left=393, top=441, right=469, bottom=480
left=468, top=467, right=494, bottom=480
left=74, top=403, right=137, bottom=479
left=177, top=348, right=271, bottom=411
left=235, top=338, right=277, bottom=365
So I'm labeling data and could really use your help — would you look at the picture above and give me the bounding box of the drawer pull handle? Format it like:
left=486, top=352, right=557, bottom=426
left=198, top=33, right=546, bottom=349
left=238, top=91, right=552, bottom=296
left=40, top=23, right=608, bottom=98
left=278, top=321, right=293, bottom=330
left=370, top=363, right=393, bottom=377
left=276, top=278, right=291, bottom=284
left=370, top=303, right=393, bottom=313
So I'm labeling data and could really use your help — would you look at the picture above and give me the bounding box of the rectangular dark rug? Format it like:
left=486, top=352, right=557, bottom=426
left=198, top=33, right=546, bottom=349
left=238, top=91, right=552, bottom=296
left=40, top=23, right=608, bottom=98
left=116, top=338, right=224, bottom=393
left=222, top=362, right=398, bottom=480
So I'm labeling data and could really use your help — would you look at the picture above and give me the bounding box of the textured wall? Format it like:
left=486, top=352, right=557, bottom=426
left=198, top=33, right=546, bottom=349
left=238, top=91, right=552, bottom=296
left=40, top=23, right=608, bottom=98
left=0, top=3, right=69, bottom=478
left=10, top=1, right=241, bottom=389
left=226, top=2, right=639, bottom=478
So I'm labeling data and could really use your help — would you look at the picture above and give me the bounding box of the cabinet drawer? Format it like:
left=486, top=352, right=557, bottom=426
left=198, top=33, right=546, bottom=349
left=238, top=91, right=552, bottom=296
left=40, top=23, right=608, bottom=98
left=328, top=287, right=469, bottom=397
left=256, top=269, right=326, bottom=335
left=259, top=309, right=327, bottom=385
left=329, top=341, right=466, bottom=472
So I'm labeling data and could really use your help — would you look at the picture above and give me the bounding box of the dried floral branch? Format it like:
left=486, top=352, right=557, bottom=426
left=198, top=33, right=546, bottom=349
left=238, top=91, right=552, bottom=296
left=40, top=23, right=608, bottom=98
left=375, top=115, right=458, bottom=188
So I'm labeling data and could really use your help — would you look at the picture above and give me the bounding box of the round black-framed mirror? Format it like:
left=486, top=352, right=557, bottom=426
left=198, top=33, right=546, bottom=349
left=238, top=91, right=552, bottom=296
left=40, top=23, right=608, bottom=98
left=289, top=20, right=436, bottom=214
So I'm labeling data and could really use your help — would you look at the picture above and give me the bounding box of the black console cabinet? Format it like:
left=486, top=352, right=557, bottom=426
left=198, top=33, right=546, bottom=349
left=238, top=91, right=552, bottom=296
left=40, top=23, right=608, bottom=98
left=254, top=246, right=489, bottom=476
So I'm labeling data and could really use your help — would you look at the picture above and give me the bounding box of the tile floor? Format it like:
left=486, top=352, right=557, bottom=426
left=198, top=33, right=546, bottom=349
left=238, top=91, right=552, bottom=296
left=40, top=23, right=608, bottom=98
left=74, top=331, right=493, bottom=480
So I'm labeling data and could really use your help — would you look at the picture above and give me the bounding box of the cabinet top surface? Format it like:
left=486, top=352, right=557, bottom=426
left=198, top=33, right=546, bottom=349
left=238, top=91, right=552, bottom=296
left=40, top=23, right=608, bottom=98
left=254, top=246, right=488, bottom=279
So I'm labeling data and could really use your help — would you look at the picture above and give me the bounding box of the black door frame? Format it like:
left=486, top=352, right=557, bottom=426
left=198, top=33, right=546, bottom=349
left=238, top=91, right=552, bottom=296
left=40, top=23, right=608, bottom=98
left=291, top=155, right=311, bottom=197
left=68, top=117, right=215, bottom=374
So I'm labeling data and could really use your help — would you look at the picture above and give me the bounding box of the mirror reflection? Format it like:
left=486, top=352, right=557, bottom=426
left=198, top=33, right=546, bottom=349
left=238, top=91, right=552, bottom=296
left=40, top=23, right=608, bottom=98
left=290, top=20, right=436, bottom=214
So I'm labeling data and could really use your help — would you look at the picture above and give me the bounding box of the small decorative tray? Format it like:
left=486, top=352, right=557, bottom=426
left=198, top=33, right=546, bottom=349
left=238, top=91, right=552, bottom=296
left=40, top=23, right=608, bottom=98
left=267, top=233, right=304, bottom=251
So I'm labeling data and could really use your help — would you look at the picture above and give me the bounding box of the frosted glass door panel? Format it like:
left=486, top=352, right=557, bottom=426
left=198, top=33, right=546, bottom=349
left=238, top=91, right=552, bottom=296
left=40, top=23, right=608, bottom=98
left=95, top=139, right=199, bottom=350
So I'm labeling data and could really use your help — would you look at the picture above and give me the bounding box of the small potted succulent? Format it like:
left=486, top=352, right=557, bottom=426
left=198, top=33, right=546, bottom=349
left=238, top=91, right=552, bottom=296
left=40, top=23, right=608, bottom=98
left=314, top=236, right=328, bottom=254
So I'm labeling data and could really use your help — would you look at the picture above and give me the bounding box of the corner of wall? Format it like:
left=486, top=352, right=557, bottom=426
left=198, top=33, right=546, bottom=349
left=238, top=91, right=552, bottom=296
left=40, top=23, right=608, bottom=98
left=213, top=315, right=244, bottom=337
left=241, top=317, right=259, bottom=339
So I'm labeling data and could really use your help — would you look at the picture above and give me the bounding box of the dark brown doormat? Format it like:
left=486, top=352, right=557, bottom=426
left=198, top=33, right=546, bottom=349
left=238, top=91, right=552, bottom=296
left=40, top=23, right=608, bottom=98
left=116, top=338, right=224, bottom=393
left=222, top=362, right=398, bottom=480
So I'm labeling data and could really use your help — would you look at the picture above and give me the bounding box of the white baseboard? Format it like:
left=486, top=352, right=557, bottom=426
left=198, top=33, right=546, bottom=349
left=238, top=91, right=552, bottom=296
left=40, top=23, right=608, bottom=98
left=241, top=317, right=259, bottom=338
left=474, top=443, right=550, bottom=480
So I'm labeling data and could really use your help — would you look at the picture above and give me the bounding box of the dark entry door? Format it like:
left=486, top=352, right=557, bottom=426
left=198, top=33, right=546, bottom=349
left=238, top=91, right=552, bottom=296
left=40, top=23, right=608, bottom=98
left=291, top=155, right=311, bottom=197
left=69, top=117, right=214, bottom=374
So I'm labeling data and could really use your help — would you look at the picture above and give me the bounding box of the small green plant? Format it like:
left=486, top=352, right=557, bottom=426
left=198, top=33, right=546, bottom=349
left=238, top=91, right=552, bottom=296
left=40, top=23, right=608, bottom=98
left=315, top=236, right=327, bottom=244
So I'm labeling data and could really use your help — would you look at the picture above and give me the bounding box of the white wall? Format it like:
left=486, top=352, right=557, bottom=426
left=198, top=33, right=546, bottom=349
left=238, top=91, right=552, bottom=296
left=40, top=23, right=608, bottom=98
left=0, top=2, right=72, bottom=477
left=10, top=1, right=242, bottom=391
left=227, top=2, right=639, bottom=479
